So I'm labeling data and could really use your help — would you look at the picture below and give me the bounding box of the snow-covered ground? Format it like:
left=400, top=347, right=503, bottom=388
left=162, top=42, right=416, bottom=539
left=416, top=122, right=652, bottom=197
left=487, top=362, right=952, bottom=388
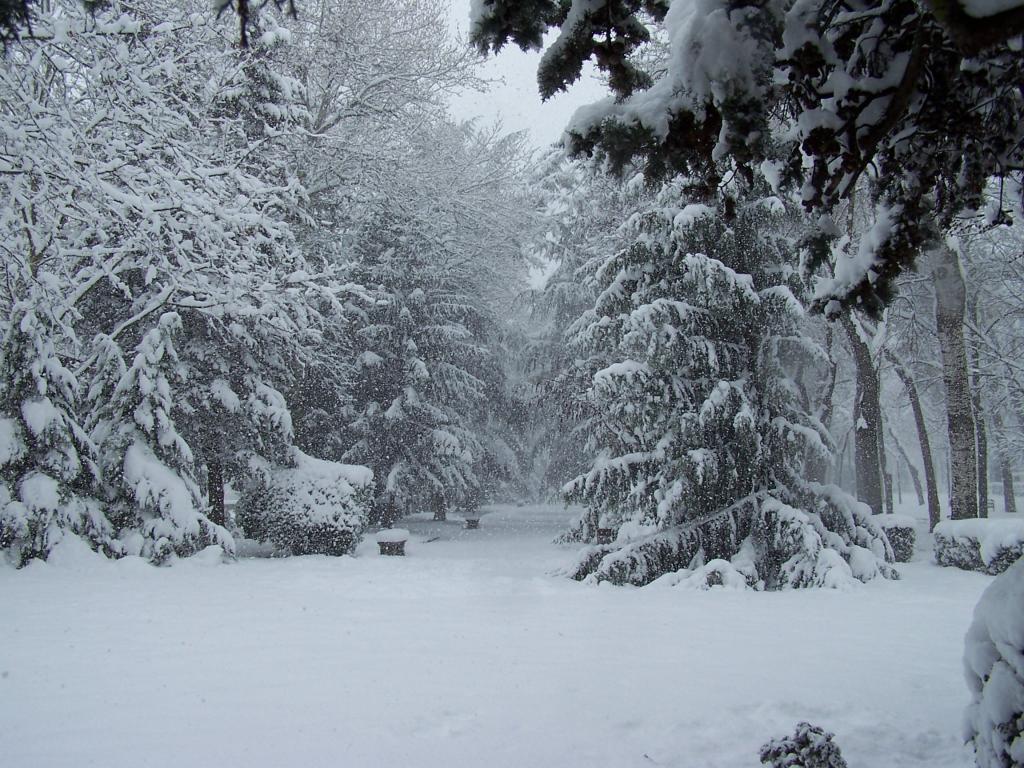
left=0, top=503, right=996, bottom=768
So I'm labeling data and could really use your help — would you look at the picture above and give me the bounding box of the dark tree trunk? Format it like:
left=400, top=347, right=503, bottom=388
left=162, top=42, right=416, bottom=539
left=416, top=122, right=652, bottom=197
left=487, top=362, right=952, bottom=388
left=430, top=491, right=447, bottom=521
left=208, top=457, right=225, bottom=527
left=842, top=316, right=884, bottom=514
left=1002, top=460, right=1018, bottom=515
left=881, top=453, right=895, bottom=515
left=992, top=409, right=1018, bottom=515
left=932, top=244, right=979, bottom=519
left=968, top=298, right=989, bottom=518
left=975, top=412, right=989, bottom=518
left=886, top=352, right=942, bottom=530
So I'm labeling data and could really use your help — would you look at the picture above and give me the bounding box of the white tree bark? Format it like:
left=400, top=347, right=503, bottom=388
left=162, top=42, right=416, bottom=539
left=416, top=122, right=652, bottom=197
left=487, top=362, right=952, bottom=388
left=932, top=243, right=979, bottom=519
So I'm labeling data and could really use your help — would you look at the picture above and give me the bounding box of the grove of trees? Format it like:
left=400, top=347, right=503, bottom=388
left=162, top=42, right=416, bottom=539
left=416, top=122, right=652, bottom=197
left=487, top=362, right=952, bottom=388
left=0, top=0, right=1021, bottom=596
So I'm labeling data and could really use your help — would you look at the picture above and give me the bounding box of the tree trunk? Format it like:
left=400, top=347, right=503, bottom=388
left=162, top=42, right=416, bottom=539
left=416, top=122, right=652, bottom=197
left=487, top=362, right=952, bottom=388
left=1002, top=459, right=1018, bottom=515
left=208, top=457, right=225, bottom=527
left=888, top=425, right=925, bottom=505
left=932, top=243, right=979, bottom=519
left=881, top=461, right=895, bottom=515
left=842, top=315, right=884, bottom=515
left=886, top=351, right=942, bottom=530
left=968, top=298, right=989, bottom=518
left=875, top=342, right=894, bottom=514
left=430, top=491, right=447, bottom=521
left=975, top=411, right=989, bottom=518
left=991, top=409, right=1018, bottom=515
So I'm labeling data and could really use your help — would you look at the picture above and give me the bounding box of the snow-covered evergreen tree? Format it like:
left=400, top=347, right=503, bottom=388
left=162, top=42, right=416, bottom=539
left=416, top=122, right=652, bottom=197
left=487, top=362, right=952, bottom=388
left=344, top=218, right=489, bottom=523
left=562, top=180, right=894, bottom=588
left=520, top=153, right=646, bottom=499
left=471, top=0, right=1024, bottom=316
left=89, top=315, right=231, bottom=562
left=0, top=300, right=110, bottom=565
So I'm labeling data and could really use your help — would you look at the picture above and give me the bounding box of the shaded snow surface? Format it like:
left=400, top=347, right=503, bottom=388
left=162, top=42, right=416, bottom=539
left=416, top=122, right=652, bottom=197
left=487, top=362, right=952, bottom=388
left=0, top=503, right=993, bottom=768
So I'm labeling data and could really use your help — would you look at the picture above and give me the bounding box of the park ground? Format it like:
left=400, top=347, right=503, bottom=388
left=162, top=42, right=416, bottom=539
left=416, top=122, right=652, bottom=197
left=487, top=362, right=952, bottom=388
left=0, top=502, right=996, bottom=768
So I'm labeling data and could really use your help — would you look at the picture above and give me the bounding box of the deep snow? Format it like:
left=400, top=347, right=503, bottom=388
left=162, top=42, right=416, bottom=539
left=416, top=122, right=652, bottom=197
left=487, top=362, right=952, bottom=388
left=0, top=503, right=995, bottom=768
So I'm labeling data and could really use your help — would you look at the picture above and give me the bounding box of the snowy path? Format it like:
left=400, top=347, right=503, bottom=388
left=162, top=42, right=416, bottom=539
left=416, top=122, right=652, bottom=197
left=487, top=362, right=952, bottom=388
left=0, top=503, right=993, bottom=768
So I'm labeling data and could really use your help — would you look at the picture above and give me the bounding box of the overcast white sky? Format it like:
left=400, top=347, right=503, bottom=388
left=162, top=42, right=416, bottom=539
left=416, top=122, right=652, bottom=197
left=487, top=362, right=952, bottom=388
left=446, top=0, right=607, bottom=148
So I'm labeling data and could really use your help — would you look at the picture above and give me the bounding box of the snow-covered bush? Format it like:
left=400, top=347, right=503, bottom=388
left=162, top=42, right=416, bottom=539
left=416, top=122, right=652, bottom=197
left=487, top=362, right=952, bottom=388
left=964, top=555, right=1024, bottom=768
left=759, top=722, right=849, bottom=768
left=874, top=514, right=917, bottom=563
left=935, top=519, right=1024, bottom=575
left=236, top=451, right=373, bottom=556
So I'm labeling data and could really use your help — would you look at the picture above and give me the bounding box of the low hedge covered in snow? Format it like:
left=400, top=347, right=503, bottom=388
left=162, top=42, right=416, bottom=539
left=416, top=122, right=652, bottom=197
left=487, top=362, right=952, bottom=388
left=873, top=514, right=916, bottom=563
left=964, top=556, right=1024, bottom=768
left=236, top=450, right=373, bottom=556
left=934, top=518, right=1024, bottom=575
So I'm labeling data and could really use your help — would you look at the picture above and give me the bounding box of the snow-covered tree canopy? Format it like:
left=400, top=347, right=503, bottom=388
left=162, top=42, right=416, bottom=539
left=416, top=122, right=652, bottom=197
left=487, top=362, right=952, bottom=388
left=0, top=0, right=298, bottom=46
left=0, top=0, right=538, bottom=564
left=470, top=0, right=1024, bottom=317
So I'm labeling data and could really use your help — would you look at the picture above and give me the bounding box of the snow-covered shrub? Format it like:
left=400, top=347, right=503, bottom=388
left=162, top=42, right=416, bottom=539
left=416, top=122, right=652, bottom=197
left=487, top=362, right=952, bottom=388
left=561, top=194, right=896, bottom=589
left=964, top=556, right=1024, bottom=768
left=759, top=722, right=849, bottom=768
left=935, top=519, right=1024, bottom=575
left=236, top=451, right=373, bottom=556
left=874, top=514, right=916, bottom=563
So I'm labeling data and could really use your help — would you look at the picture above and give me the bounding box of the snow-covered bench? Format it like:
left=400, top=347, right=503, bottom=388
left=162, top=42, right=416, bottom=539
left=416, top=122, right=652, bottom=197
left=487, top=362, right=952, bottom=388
left=934, top=518, right=1024, bottom=575
left=376, top=528, right=409, bottom=556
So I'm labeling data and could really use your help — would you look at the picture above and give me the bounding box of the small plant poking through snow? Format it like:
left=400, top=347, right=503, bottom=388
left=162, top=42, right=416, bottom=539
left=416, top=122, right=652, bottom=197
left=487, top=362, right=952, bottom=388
left=759, top=722, right=849, bottom=768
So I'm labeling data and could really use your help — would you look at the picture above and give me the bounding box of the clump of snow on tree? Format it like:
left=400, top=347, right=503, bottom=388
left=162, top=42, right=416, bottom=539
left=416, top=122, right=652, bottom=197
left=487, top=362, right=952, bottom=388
left=935, top=519, right=1024, bottom=575
left=963, top=555, right=1024, bottom=768
left=236, top=450, right=373, bottom=556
